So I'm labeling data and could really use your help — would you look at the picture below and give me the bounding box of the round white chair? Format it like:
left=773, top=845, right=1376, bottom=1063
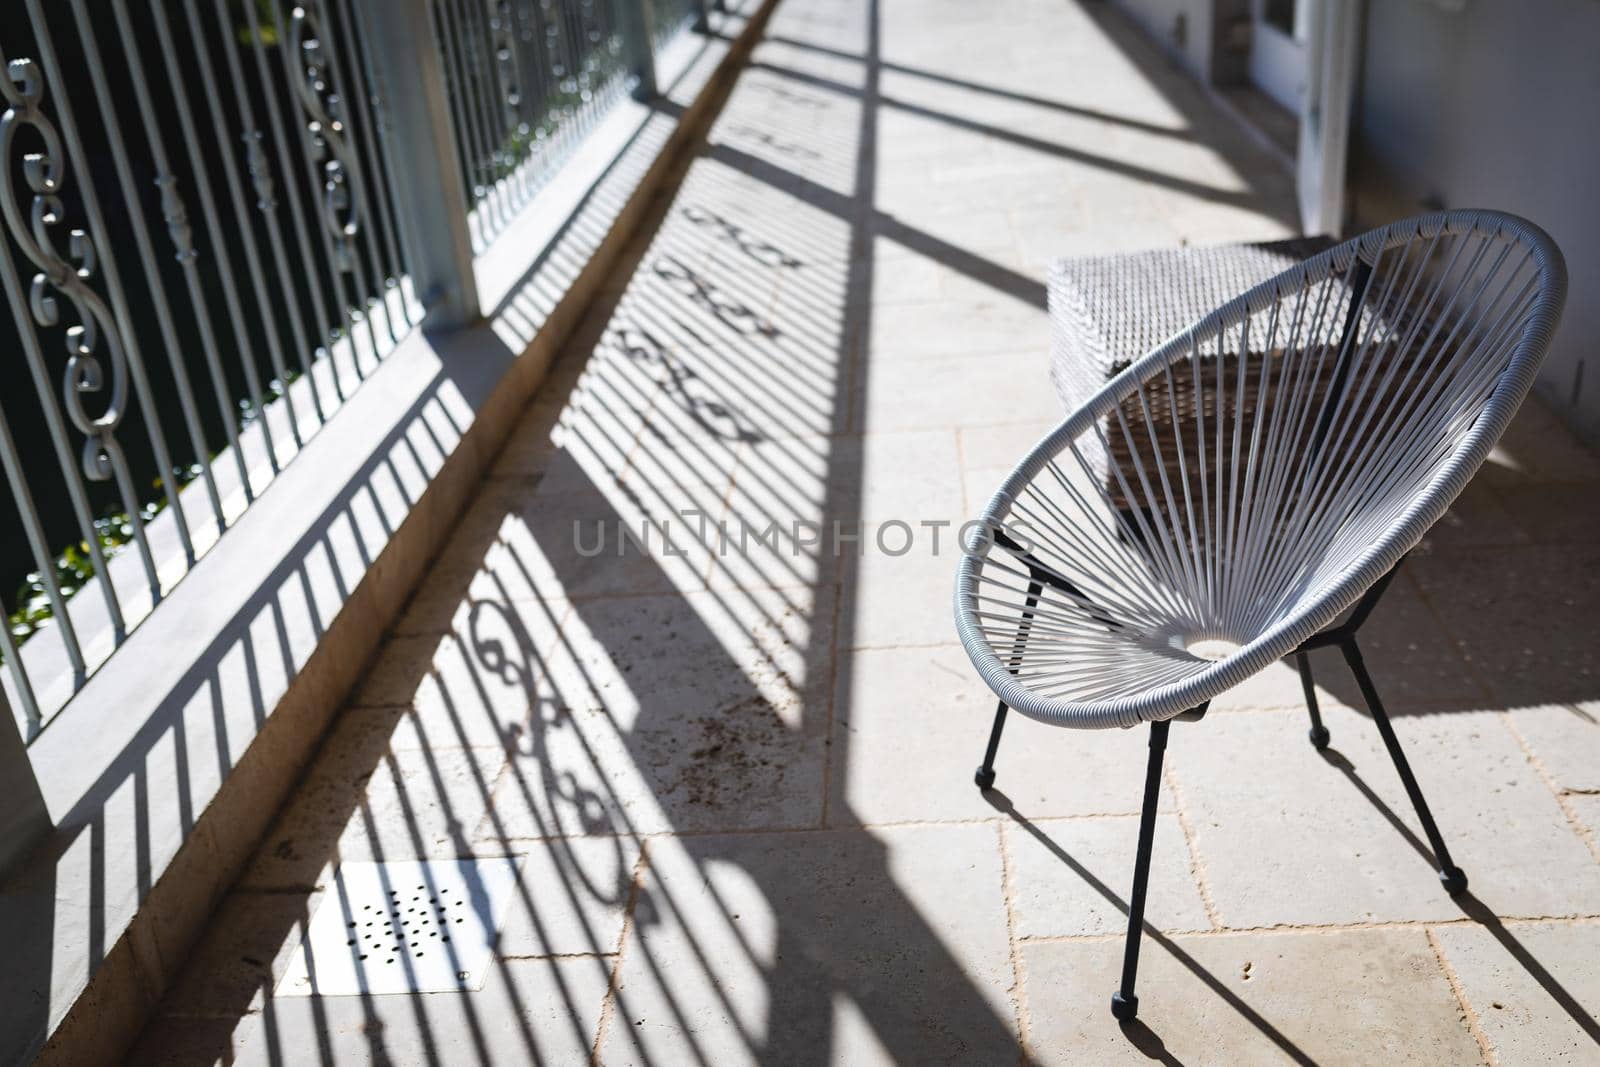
left=954, top=210, right=1566, bottom=1021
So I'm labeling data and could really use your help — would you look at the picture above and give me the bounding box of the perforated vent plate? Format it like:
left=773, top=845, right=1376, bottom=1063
left=277, top=857, right=521, bottom=997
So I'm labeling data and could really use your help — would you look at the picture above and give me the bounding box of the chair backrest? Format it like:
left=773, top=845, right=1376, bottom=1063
left=955, top=210, right=1567, bottom=728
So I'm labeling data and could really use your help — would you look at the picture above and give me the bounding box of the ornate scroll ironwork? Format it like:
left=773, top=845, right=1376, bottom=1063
left=0, top=52, right=133, bottom=484
left=242, top=129, right=278, bottom=212
left=287, top=3, right=360, bottom=271
left=154, top=173, right=198, bottom=262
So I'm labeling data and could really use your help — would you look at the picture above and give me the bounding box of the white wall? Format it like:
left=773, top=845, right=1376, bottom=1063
left=1352, top=0, right=1600, bottom=443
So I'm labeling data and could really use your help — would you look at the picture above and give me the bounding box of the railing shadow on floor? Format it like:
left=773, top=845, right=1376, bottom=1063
left=101, top=1, right=1600, bottom=1064
left=123, top=1, right=1021, bottom=1060
left=3, top=13, right=740, bottom=1060
left=125, top=49, right=1028, bottom=1050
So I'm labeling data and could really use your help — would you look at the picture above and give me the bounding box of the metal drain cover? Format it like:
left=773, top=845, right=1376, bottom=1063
left=278, top=857, right=521, bottom=996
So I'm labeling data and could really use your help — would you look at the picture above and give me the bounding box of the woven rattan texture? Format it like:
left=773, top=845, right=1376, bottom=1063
left=1048, top=236, right=1336, bottom=412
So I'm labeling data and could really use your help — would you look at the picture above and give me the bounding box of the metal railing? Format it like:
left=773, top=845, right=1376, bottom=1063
left=435, top=0, right=635, bottom=249
left=0, top=0, right=708, bottom=741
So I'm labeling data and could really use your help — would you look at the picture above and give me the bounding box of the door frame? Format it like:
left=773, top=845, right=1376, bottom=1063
left=1296, top=0, right=1362, bottom=236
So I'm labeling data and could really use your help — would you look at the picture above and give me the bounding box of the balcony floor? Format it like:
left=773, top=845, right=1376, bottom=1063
left=135, top=0, right=1600, bottom=1063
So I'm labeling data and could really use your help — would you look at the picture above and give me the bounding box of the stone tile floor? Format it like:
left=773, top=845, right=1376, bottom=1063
left=133, top=0, right=1600, bottom=1063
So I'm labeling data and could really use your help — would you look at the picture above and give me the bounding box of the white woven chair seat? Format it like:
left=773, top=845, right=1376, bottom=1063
left=956, top=210, right=1566, bottom=729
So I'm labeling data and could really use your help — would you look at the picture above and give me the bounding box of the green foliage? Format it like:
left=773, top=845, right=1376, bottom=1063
left=5, top=465, right=200, bottom=656
left=481, top=34, right=627, bottom=184
left=235, top=0, right=280, bottom=47
left=2, top=367, right=286, bottom=663
left=9, top=513, right=135, bottom=647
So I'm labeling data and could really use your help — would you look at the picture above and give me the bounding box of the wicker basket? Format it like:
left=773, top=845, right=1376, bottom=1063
left=1047, top=237, right=1447, bottom=514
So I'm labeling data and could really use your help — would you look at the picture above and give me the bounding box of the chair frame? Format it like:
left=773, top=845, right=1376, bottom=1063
left=958, top=210, right=1567, bottom=1022
left=974, top=556, right=1462, bottom=1022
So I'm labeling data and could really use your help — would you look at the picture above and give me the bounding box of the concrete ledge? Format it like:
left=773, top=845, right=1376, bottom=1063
left=0, top=4, right=777, bottom=1064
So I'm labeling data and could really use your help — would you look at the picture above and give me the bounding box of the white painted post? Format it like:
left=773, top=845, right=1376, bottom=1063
left=1297, top=0, right=1362, bottom=236
left=353, top=0, right=482, bottom=327
left=620, top=0, right=661, bottom=100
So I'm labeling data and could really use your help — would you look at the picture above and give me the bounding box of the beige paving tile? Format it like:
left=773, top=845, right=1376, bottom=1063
left=487, top=396, right=565, bottom=480
left=1005, top=813, right=1211, bottom=939
left=627, top=322, right=848, bottom=433
left=956, top=420, right=1062, bottom=472
left=493, top=836, right=641, bottom=959
left=658, top=344, right=844, bottom=446
left=1410, top=544, right=1600, bottom=707
left=1169, top=199, right=1298, bottom=248
left=621, top=433, right=742, bottom=511
left=153, top=891, right=319, bottom=1020
left=729, top=432, right=840, bottom=511
left=1170, top=705, right=1600, bottom=927
left=830, top=644, right=1175, bottom=823
left=838, top=545, right=963, bottom=649
left=855, top=349, right=1065, bottom=433
left=958, top=420, right=1061, bottom=514
left=519, top=396, right=646, bottom=498
left=729, top=430, right=965, bottom=530
left=546, top=585, right=833, bottom=733
left=1204, top=656, right=1332, bottom=714
left=600, top=826, right=1018, bottom=1065
left=1021, top=211, right=1185, bottom=262
left=240, top=726, right=507, bottom=891
left=709, top=460, right=844, bottom=591
left=131, top=957, right=612, bottom=1067
left=1431, top=920, right=1600, bottom=1064
left=860, top=244, right=948, bottom=304
left=1480, top=398, right=1600, bottom=488
left=878, top=170, right=1064, bottom=218
left=1022, top=928, right=1482, bottom=1064
left=483, top=479, right=717, bottom=602
left=353, top=603, right=572, bottom=752
left=1495, top=482, right=1600, bottom=545
left=748, top=39, right=868, bottom=93
left=390, top=477, right=551, bottom=635
left=1568, top=793, right=1600, bottom=853
left=1005, top=204, right=1090, bottom=260
left=393, top=455, right=714, bottom=628
left=392, top=535, right=573, bottom=641
left=852, top=431, right=967, bottom=521
left=872, top=211, right=1020, bottom=262
left=1508, top=701, right=1600, bottom=793
left=1416, top=480, right=1532, bottom=550
left=125, top=1017, right=244, bottom=1067
left=1207, top=576, right=1486, bottom=713
left=861, top=248, right=1040, bottom=316
left=481, top=585, right=835, bottom=838
left=863, top=298, right=1046, bottom=365
left=233, top=707, right=405, bottom=890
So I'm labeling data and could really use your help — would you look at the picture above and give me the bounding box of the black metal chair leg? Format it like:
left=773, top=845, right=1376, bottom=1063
left=975, top=701, right=1007, bottom=790
left=1111, top=718, right=1170, bottom=1022
left=975, top=577, right=1042, bottom=792
left=1340, top=639, right=1468, bottom=895
left=1296, top=651, right=1331, bottom=750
